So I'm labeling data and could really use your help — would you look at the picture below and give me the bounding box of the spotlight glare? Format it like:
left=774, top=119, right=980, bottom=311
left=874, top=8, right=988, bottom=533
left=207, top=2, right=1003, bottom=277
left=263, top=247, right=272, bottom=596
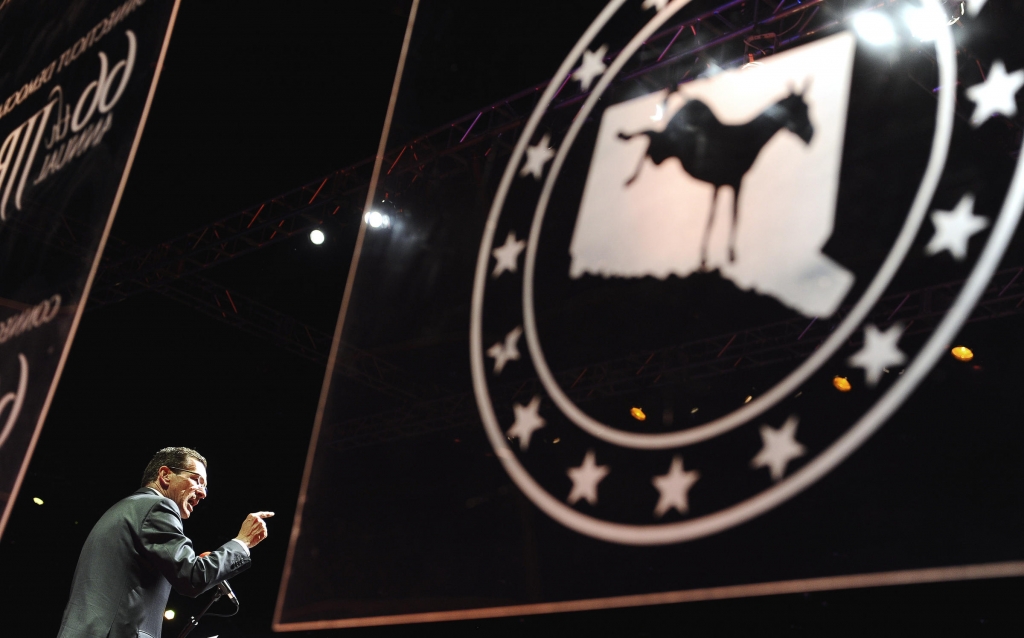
left=702, top=61, right=723, bottom=78
left=32, top=497, right=43, bottom=505
left=630, top=407, right=647, bottom=421
left=853, top=12, right=896, bottom=46
left=364, top=210, right=391, bottom=229
left=309, top=229, right=325, bottom=245
left=904, top=6, right=944, bottom=41
left=164, top=610, right=175, bottom=620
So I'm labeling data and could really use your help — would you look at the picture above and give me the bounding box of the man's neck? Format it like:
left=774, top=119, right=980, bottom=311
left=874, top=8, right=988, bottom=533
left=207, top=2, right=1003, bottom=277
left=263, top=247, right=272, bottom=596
left=145, top=482, right=169, bottom=498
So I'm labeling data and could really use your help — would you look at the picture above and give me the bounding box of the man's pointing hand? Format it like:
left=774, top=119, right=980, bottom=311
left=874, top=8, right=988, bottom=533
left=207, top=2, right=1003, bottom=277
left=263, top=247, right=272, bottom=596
left=235, top=511, right=274, bottom=549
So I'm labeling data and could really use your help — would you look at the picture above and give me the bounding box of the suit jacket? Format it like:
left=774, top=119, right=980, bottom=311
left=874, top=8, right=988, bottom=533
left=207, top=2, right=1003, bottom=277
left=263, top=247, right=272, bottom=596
left=57, top=487, right=251, bottom=638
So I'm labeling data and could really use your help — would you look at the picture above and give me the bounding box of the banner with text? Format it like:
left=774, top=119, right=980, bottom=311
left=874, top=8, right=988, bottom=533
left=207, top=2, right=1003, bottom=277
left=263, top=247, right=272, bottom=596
left=0, top=0, right=179, bottom=536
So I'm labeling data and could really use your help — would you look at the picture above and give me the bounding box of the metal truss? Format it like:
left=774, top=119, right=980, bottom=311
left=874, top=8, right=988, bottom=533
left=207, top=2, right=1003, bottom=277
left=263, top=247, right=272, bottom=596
left=90, top=0, right=826, bottom=306
left=156, top=275, right=431, bottom=401
left=83, top=0, right=1015, bottom=409
left=326, top=265, right=1024, bottom=451
left=88, top=165, right=370, bottom=307
left=157, top=276, right=333, bottom=362
left=75, top=0, right=831, bottom=405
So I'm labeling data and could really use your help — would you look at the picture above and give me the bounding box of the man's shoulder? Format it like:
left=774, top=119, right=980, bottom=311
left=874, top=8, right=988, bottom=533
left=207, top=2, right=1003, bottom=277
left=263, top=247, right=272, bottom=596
left=120, top=487, right=164, bottom=505
left=101, top=488, right=176, bottom=522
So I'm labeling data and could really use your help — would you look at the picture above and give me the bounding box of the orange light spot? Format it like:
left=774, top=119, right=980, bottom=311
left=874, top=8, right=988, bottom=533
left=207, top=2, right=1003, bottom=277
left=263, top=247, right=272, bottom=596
left=951, top=346, right=974, bottom=362
left=630, top=407, right=646, bottom=421
left=833, top=376, right=852, bottom=392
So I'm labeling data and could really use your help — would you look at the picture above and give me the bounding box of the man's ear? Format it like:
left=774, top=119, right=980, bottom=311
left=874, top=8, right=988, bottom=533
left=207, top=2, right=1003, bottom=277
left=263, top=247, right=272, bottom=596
left=157, top=466, right=172, bottom=487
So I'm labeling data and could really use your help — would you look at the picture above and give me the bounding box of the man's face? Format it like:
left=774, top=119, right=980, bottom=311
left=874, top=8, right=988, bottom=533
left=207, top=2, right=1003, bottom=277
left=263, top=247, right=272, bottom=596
left=165, top=459, right=208, bottom=520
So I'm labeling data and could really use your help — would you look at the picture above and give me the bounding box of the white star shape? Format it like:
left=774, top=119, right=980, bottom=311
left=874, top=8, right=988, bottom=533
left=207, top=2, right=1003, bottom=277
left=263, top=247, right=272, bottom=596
left=750, top=415, right=806, bottom=482
left=965, top=0, right=988, bottom=17
left=847, top=324, right=907, bottom=387
left=642, top=0, right=670, bottom=11
left=491, top=230, right=526, bottom=277
left=486, top=326, right=523, bottom=374
left=566, top=449, right=609, bottom=506
left=651, top=455, right=700, bottom=518
left=925, top=194, right=989, bottom=261
left=966, top=60, right=1024, bottom=127
left=572, top=45, right=608, bottom=92
left=506, top=395, right=545, bottom=451
left=519, top=133, right=555, bottom=180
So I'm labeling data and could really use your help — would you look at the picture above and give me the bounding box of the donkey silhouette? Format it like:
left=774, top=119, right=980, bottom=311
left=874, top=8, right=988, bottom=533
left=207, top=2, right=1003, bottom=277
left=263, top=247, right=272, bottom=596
left=618, top=86, right=814, bottom=268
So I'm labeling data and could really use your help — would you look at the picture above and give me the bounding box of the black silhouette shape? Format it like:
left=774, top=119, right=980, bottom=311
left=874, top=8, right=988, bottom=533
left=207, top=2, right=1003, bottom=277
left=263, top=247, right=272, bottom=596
left=618, top=85, right=814, bottom=268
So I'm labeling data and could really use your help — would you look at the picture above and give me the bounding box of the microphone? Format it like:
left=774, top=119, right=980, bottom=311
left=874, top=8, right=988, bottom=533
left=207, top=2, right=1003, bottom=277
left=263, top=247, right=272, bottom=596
left=217, top=579, right=239, bottom=605
left=199, top=552, right=239, bottom=605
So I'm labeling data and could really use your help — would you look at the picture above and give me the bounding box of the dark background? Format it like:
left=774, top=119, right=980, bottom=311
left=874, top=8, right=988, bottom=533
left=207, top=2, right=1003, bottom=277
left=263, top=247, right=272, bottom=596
left=1, top=1, right=1023, bottom=636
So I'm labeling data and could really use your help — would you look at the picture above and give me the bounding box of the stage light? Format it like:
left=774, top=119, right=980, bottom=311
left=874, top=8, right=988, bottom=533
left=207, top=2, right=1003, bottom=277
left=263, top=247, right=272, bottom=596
left=833, top=376, right=852, bottom=392
left=32, top=497, right=43, bottom=505
left=364, top=210, right=391, bottom=229
left=552, top=437, right=561, bottom=444
left=164, top=610, right=175, bottom=620
left=904, top=5, right=944, bottom=41
left=309, top=229, right=325, bottom=245
left=630, top=407, right=646, bottom=421
left=853, top=12, right=896, bottom=46
left=690, top=407, right=699, bottom=414
left=951, top=346, right=974, bottom=361
left=744, top=395, right=753, bottom=404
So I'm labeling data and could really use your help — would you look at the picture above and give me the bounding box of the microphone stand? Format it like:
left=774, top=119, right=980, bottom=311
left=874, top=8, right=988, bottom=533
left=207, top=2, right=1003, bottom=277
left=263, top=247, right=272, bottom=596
left=178, top=586, right=236, bottom=638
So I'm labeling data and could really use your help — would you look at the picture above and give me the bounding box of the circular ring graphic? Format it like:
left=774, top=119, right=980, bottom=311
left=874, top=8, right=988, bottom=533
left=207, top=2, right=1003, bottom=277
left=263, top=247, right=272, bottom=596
left=470, top=0, right=1021, bottom=544
left=522, top=2, right=955, bottom=450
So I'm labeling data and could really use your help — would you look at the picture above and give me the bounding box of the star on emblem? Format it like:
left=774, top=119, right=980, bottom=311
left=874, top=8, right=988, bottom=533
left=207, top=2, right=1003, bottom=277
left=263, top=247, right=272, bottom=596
left=642, top=0, right=670, bottom=11
left=652, top=455, right=700, bottom=518
left=566, top=449, right=609, bottom=506
left=848, top=324, right=907, bottom=387
left=491, top=230, right=526, bottom=277
left=519, top=133, right=555, bottom=180
left=750, top=415, right=806, bottom=482
left=506, top=395, right=546, bottom=451
left=572, top=45, right=608, bottom=92
left=486, top=326, right=523, bottom=374
left=966, top=60, right=1024, bottom=127
left=925, top=194, right=989, bottom=261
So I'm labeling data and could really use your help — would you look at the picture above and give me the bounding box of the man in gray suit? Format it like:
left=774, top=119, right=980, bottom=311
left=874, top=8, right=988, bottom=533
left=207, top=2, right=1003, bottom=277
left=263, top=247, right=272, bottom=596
left=57, top=447, right=274, bottom=638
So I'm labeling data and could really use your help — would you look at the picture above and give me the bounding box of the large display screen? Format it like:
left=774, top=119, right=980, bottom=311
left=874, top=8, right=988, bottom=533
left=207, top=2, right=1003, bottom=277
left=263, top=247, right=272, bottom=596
left=276, top=0, right=1024, bottom=629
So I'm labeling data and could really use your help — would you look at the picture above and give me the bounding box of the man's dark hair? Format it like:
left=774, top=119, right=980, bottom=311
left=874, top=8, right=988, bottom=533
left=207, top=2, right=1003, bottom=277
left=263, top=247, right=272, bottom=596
left=140, top=447, right=208, bottom=487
